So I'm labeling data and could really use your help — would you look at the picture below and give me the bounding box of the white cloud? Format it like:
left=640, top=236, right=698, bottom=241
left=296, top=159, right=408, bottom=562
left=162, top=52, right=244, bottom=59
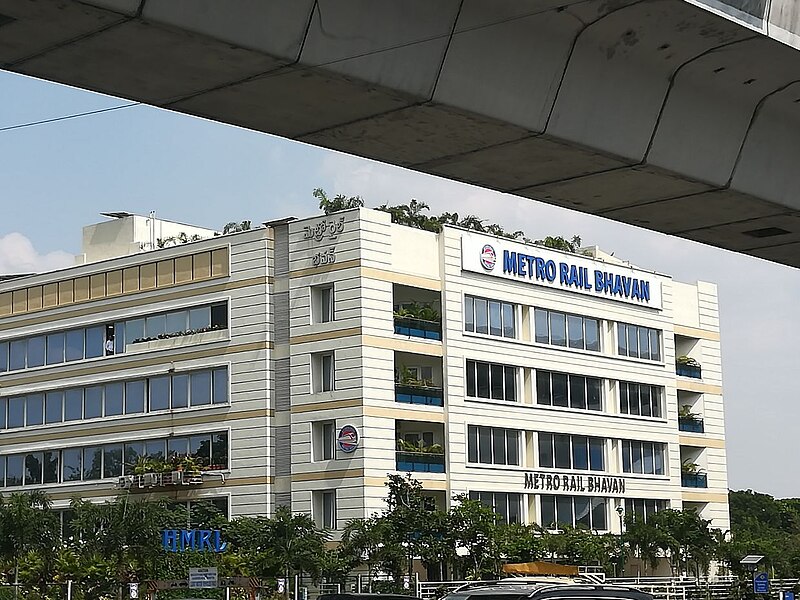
left=0, top=232, right=73, bottom=274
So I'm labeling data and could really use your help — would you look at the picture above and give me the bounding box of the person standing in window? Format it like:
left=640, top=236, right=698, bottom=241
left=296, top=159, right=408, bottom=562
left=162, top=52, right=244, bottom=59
left=105, top=334, right=115, bottom=356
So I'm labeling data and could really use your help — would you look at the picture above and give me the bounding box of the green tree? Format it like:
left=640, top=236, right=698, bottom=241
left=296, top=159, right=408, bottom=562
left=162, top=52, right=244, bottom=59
left=314, top=188, right=364, bottom=214
left=534, top=235, right=583, bottom=253
left=448, top=494, right=502, bottom=579
left=341, top=517, right=400, bottom=589
left=623, top=514, right=665, bottom=575
left=267, top=507, right=329, bottom=598
left=222, top=220, right=252, bottom=234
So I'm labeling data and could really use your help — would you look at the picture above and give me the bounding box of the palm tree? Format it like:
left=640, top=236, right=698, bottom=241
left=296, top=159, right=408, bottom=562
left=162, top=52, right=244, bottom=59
left=268, top=507, right=329, bottom=599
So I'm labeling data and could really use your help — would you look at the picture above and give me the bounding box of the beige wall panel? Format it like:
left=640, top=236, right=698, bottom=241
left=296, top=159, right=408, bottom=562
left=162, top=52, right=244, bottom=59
left=211, top=247, right=229, bottom=277
left=73, top=278, right=89, bottom=303
left=27, top=286, right=43, bottom=311
left=140, top=263, right=157, bottom=290
left=194, top=252, right=212, bottom=280
left=57, top=281, right=73, bottom=305
left=106, top=270, right=122, bottom=296
left=157, top=260, right=175, bottom=287
left=122, top=267, right=140, bottom=293
left=175, top=255, right=193, bottom=284
left=43, top=283, right=58, bottom=308
left=0, top=292, right=11, bottom=317
left=11, top=289, right=27, bottom=314
left=89, top=274, right=105, bottom=299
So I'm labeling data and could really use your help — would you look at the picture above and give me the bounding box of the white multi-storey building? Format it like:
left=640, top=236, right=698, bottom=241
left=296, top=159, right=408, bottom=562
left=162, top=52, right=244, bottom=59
left=0, top=208, right=729, bottom=542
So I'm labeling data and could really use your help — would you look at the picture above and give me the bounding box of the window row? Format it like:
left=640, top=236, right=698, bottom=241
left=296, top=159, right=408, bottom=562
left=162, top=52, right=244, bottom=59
left=469, top=491, right=522, bottom=524
left=465, top=360, right=517, bottom=402
left=619, top=381, right=662, bottom=418
left=0, top=431, right=229, bottom=488
left=0, top=368, right=228, bottom=429
left=624, top=498, right=668, bottom=522
left=467, top=425, right=520, bottom=466
left=536, top=370, right=602, bottom=412
left=538, top=433, right=605, bottom=472
left=617, top=323, right=662, bottom=361
left=535, top=308, right=600, bottom=352
left=464, top=296, right=515, bottom=339
left=0, top=302, right=228, bottom=374
left=621, top=440, right=666, bottom=475
left=540, top=494, right=607, bottom=531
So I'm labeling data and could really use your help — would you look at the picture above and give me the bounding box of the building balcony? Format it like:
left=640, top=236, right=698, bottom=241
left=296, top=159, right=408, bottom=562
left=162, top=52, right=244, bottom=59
left=678, top=417, right=705, bottom=433
left=395, top=383, right=444, bottom=407
left=681, top=472, right=708, bottom=488
left=676, top=361, right=702, bottom=379
left=393, top=316, right=442, bottom=341
left=396, top=451, right=446, bottom=473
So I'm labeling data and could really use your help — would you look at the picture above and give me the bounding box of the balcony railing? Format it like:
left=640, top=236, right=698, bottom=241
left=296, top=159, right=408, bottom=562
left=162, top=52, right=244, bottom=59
left=396, top=451, right=446, bottom=473
left=118, top=471, right=204, bottom=491
left=393, top=316, right=442, bottom=341
left=676, top=363, right=702, bottom=379
left=681, top=472, right=708, bottom=488
left=679, top=417, right=705, bottom=433
left=395, top=384, right=444, bottom=407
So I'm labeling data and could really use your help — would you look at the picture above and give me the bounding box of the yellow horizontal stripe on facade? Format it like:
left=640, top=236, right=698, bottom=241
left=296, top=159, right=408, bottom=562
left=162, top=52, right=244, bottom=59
left=44, top=475, right=274, bottom=502
left=676, top=379, right=723, bottom=394
left=364, top=406, right=445, bottom=422
left=0, top=275, right=269, bottom=332
left=291, top=468, right=364, bottom=482
left=289, top=327, right=361, bottom=345
left=362, top=334, right=443, bottom=357
left=0, top=340, right=270, bottom=388
left=291, top=398, right=363, bottom=413
left=1, top=408, right=272, bottom=446
left=360, top=267, right=441, bottom=291
left=681, top=491, right=728, bottom=503
left=678, top=435, right=725, bottom=449
left=290, top=259, right=361, bottom=279
left=673, top=325, right=720, bottom=341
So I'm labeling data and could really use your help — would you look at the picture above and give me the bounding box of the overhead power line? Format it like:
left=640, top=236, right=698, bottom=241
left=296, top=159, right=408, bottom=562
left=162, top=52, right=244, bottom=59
left=0, top=102, right=140, bottom=133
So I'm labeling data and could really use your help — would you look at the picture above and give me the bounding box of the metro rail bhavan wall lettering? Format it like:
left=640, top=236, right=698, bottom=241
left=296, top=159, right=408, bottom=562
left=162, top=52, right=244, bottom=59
left=461, top=233, right=663, bottom=310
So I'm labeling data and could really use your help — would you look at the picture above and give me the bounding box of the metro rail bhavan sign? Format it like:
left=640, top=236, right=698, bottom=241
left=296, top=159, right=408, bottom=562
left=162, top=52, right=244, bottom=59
left=461, top=233, right=663, bottom=310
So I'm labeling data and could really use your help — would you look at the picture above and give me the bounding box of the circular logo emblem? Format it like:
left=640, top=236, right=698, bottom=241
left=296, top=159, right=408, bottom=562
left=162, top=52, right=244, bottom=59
left=337, top=425, right=359, bottom=454
left=480, top=244, right=496, bottom=271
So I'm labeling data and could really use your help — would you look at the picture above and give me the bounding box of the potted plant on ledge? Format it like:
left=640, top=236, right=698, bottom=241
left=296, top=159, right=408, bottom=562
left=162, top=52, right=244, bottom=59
left=676, top=355, right=702, bottom=378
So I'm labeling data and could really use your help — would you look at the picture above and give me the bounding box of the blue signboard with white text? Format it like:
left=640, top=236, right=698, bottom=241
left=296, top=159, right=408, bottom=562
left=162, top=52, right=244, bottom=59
left=754, top=572, right=769, bottom=594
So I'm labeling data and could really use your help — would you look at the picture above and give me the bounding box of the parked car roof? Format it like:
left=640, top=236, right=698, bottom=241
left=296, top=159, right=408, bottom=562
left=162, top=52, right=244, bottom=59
left=443, top=581, right=654, bottom=600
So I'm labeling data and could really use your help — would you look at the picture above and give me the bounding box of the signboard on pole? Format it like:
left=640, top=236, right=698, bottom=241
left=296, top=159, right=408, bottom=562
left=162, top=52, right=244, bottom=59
left=782, top=591, right=795, bottom=600
left=128, top=583, right=139, bottom=599
left=189, top=567, right=218, bottom=589
left=754, top=572, right=769, bottom=594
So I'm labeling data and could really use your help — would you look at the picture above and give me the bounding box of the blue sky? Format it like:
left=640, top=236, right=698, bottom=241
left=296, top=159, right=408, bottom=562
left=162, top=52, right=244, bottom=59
left=2, top=69, right=798, bottom=497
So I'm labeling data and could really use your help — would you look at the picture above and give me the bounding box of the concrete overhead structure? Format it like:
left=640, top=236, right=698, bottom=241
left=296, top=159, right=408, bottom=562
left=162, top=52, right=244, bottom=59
left=1, top=0, right=799, bottom=266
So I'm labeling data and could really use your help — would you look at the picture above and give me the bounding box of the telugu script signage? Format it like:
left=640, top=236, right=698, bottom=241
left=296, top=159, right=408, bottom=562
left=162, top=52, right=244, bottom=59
left=303, top=215, right=345, bottom=268
left=524, top=472, right=627, bottom=495
left=461, top=233, right=662, bottom=310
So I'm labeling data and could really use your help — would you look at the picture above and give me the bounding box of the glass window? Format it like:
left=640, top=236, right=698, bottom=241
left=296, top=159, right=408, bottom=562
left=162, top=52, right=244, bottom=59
left=492, top=427, right=506, bottom=465
left=466, top=361, right=476, bottom=397
left=617, top=325, right=627, bottom=356
left=537, top=371, right=551, bottom=405
left=490, top=364, right=504, bottom=400
left=504, top=367, right=516, bottom=402
left=62, top=448, right=82, bottom=481
left=8, top=396, right=25, bottom=428
left=464, top=296, right=474, bottom=332
left=190, top=371, right=212, bottom=406
left=209, top=378, right=232, bottom=421
left=592, top=498, right=607, bottom=530
left=643, top=442, right=654, bottom=474
left=502, top=303, right=515, bottom=338
left=655, top=445, right=664, bottom=475
left=103, top=445, right=123, bottom=478
left=627, top=325, right=638, bottom=358
left=168, top=437, right=189, bottom=459
left=575, top=496, right=591, bottom=528
left=556, top=496, right=573, bottom=527
left=10, top=339, right=27, bottom=370
left=27, top=336, right=45, bottom=368
left=632, top=443, right=643, bottom=474
left=0, top=341, right=7, bottom=372
left=166, top=310, right=188, bottom=334
left=540, top=495, right=556, bottom=528
left=619, top=383, right=629, bottom=414
left=488, top=301, right=502, bottom=336
left=649, top=330, right=661, bottom=361
left=124, top=442, right=144, bottom=475
left=84, top=386, right=103, bottom=419
left=45, top=391, right=63, bottom=424
left=322, top=491, right=336, bottom=529
left=589, top=438, right=605, bottom=471
left=6, top=455, right=23, bottom=486
left=538, top=432, right=553, bottom=468
left=83, top=447, right=102, bottom=480
left=65, top=388, right=82, bottom=421
left=24, top=452, right=43, bottom=485
left=321, top=354, right=334, bottom=392
left=552, top=373, right=568, bottom=407
left=550, top=312, right=566, bottom=346
left=639, top=328, right=650, bottom=360
left=0, top=397, right=5, bottom=429
left=211, top=432, right=228, bottom=468
left=104, top=383, right=123, bottom=416
left=46, top=333, right=65, bottom=365
left=587, top=378, right=602, bottom=411
left=172, top=374, right=189, bottom=409
left=190, top=434, right=212, bottom=466
left=43, top=451, right=59, bottom=484
left=114, top=322, right=126, bottom=354
left=554, top=434, right=571, bottom=469
left=145, top=439, right=166, bottom=461
left=474, top=362, right=489, bottom=398
left=65, top=329, right=84, bottom=362
left=570, top=375, right=586, bottom=410
left=189, top=306, right=212, bottom=330
left=85, top=326, right=105, bottom=359
left=149, top=376, right=170, bottom=411
left=474, top=298, right=488, bottom=334
left=467, top=426, right=478, bottom=463
left=506, top=431, right=519, bottom=466
left=568, top=315, right=583, bottom=349
left=125, top=380, right=146, bottom=414
left=26, top=394, right=43, bottom=426
left=585, top=318, right=600, bottom=351
left=126, top=318, right=145, bottom=344
left=640, top=387, right=652, bottom=417
left=622, top=441, right=631, bottom=473
left=145, top=314, right=166, bottom=338
left=572, top=436, right=589, bottom=470
left=534, top=308, right=549, bottom=344
left=478, top=427, right=492, bottom=464
left=211, top=303, right=228, bottom=329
